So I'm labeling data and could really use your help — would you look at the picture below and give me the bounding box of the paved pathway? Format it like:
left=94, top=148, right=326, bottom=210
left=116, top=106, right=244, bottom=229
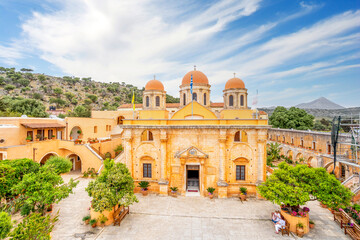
left=52, top=178, right=351, bottom=240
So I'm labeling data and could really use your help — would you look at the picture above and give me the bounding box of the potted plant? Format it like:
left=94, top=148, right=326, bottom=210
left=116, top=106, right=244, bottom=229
left=70, top=131, right=73, bottom=140
left=44, top=136, right=48, bottom=140
left=138, top=181, right=150, bottom=196
left=52, top=135, right=56, bottom=140
left=170, top=187, right=178, bottom=197
left=26, top=136, right=32, bottom=142
left=89, top=219, right=97, bottom=228
left=239, top=187, right=247, bottom=201
left=46, top=204, right=53, bottom=213
left=98, top=214, right=108, bottom=227
left=36, top=134, right=41, bottom=141
left=207, top=187, right=215, bottom=199
left=82, top=215, right=91, bottom=225
left=309, top=220, right=315, bottom=229
left=296, top=222, right=305, bottom=237
left=77, top=130, right=82, bottom=135
left=114, top=144, right=124, bottom=156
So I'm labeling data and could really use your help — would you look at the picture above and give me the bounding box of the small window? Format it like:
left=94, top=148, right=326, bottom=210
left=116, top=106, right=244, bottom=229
left=94, top=126, right=97, bottom=133
left=141, top=130, right=153, bottom=141
left=327, top=144, right=331, bottom=154
left=229, top=95, right=233, bottom=106
left=183, top=93, right=186, bottom=105
left=312, top=141, right=316, bottom=150
left=48, top=130, right=53, bottom=139
left=146, top=96, right=150, bottom=107
left=106, top=125, right=108, bottom=131
left=236, top=165, right=245, bottom=180
left=143, top=163, right=152, bottom=178
left=291, top=138, right=294, bottom=145
left=109, top=125, right=111, bottom=131
left=192, top=93, right=197, bottom=101
left=234, top=131, right=240, bottom=142
left=240, top=95, right=244, bottom=106
left=203, top=93, right=207, bottom=105
left=282, top=136, right=285, bottom=142
left=300, top=139, right=304, bottom=147
left=156, top=96, right=160, bottom=107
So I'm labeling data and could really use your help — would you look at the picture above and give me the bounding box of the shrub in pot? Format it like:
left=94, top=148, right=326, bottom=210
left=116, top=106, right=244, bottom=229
left=309, top=220, right=315, bottom=229
left=170, top=187, right=178, bottom=197
left=239, top=187, right=247, bottom=201
left=207, top=187, right=215, bottom=199
left=26, top=136, right=32, bottom=142
left=52, top=135, right=56, bottom=140
left=82, top=215, right=91, bottom=225
left=138, top=181, right=150, bottom=196
left=296, top=222, right=305, bottom=237
left=89, top=219, right=97, bottom=228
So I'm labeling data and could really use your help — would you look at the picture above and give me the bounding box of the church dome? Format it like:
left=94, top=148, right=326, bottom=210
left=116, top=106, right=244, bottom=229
left=225, top=77, right=245, bottom=89
left=145, top=79, right=164, bottom=91
left=182, top=70, right=209, bottom=85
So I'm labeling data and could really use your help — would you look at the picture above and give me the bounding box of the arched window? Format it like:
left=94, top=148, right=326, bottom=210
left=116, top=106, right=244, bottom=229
left=234, top=131, right=240, bottom=142
left=156, top=96, right=160, bottom=107
left=203, top=93, right=207, bottom=105
left=183, top=93, right=186, bottom=106
left=146, top=96, right=150, bottom=107
left=234, top=131, right=248, bottom=142
left=240, top=95, right=244, bottom=106
left=192, top=93, right=197, bottom=101
left=229, top=95, right=234, bottom=106
left=141, top=130, right=153, bottom=141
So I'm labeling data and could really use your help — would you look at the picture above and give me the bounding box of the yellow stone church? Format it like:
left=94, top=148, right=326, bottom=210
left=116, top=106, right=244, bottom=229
left=0, top=69, right=269, bottom=198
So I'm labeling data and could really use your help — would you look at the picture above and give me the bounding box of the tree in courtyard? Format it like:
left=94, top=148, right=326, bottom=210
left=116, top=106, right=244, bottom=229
left=9, top=213, right=57, bottom=240
left=258, top=162, right=353, bottom=211
left=12, top=167, right=78, bottom=215
left=0, top=212, right=12, bottom=239
left=269, top=107, right=314, bottom=130
left=266, top=142, right=282, bottom=166
left=43, top=156, right=72, bottom=174
left=86, top=159, right=138, bottom=212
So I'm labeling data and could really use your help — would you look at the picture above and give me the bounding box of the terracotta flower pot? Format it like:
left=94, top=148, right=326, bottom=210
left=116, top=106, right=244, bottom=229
left=309, top=223, right=314, bottom=229
left=209, top=193, right=214, bottom=199
left=296, top=228, right=304, bottom=238
left=85, top=219, right=90, bottom=225
left=26, top=139, right=30, bottom=142
left=91, top=223, right=97, bottom=228
left=170, top=191, right=177, bottom=198
left=240, top=194, right=246, bottom=201
left=141, top=190, right=148, bottom=196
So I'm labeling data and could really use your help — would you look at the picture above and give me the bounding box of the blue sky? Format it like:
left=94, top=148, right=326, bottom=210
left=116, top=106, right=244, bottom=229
left=0, top=0, right=359, bottom=107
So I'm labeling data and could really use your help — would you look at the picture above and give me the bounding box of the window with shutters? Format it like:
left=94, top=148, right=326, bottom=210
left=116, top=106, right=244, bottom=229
left=146, top=96, right=150, bottom=107
left=143, top=163, right=152, bottom=178
left=240, top=95, right=244, bottom=106
left=203, top=93, right=207, bottom=105
left=156, top=96, right=160, bottom=107
left=229, top=95, right=233, bottom=106
left=236, top=165, right=245, bottom=180
left=183, top=93, right=186, bottom=105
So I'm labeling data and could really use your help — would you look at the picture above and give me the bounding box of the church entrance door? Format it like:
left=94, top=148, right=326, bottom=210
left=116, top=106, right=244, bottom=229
left=186, top=165, right=200, bottom=196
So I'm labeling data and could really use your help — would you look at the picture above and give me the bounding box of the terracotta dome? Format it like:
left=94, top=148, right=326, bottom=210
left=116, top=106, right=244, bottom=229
left=145, top=79, right=164, bottom=91
left=182, top=70, right=209, bottom=85
left=225, top=77, right=245, bottom=89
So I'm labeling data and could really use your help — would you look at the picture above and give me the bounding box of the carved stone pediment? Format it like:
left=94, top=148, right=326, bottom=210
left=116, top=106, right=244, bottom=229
left=174, top=146, right=209, bottom=159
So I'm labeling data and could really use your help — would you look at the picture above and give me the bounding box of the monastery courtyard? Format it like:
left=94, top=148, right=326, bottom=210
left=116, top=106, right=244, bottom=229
left=52, top=177, right=350, bottom=240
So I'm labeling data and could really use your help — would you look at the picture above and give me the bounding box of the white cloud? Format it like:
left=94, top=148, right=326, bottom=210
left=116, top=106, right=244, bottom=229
left=0, top=44, right=23, bottom=65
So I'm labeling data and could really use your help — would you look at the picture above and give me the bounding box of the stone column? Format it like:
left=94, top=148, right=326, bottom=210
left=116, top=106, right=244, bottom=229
left=217, top=129, right=228, bottom=198
left=159, top=130, right=169, bottom=195
left=123, top=130, right=133, bottom=175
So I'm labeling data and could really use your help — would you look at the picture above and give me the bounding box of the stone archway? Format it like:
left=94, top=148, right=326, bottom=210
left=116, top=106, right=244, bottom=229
left=67, top=153, right=82, bottom=172
left=70, top=126, right=82, bottom=140
left=295, top=153, right=304, bottom=163
left=287, top=150, right=293, bottom=160
left=39, top=152, right=58, bottom=165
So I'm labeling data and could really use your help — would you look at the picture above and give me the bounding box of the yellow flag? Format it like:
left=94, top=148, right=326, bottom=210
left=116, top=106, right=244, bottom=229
left=131, top=91, right=135, bottom=111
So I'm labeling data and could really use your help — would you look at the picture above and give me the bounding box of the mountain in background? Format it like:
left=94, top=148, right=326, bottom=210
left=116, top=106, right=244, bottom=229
left=295, top=97, right=345, bottom=110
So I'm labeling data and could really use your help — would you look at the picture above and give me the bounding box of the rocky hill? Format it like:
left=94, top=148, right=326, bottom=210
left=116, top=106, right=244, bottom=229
left=0, top=67, right=179, bottom=112
left=295, top=97, right=345, bottom=109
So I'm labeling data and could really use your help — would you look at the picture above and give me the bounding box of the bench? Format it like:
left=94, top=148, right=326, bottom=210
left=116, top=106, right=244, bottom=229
left=334, top=211, right=350, bottom=229
left=271, top=212, right=290, bottom=236
left=113, top=205, right=129, bottom=226
left=344, top=223, right=360, bottom=240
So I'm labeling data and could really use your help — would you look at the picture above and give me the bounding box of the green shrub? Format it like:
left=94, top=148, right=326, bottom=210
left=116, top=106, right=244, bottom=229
left=82, top=215, right=91, bottom=221
left=0, top=212, right=12, bottom=239
left=20, top=203, right=33, bottom=216
left=207, top=187, right=215, bottom=194
left=89, top=219, right=97, bottom=225
left=138, top=181, right=150, bottom=190
left=44, top=156, right=72, bottom=174
left=240, top=187, right=247, bottom=195
left=104, top=152, right=111, bottom=159
left=170, top=187, right=178, bottom=192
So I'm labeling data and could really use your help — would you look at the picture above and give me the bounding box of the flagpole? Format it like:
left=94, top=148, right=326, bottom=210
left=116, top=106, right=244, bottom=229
left=132, top=90, right=135, bottom=119
left=191, top=74, right=193, bottom=119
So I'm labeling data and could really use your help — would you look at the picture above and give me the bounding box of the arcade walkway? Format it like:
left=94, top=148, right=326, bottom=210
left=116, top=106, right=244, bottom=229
left=52, top=178, right=350, bottom=240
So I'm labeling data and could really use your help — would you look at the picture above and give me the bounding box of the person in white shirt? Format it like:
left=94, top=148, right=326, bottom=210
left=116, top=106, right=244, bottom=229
left=272, top=211, right=281, bottom=224
left=275, top=217, right=286, bottom=234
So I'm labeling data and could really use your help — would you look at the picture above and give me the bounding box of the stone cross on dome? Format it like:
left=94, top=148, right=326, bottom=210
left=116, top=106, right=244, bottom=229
left=153, top=75, right=156, bottom=80
left=194, top=65, right=196, bottom=71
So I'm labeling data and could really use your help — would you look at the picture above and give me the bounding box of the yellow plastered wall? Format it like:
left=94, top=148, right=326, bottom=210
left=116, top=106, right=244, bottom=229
left=220, top=109, right=254, bottom=119
left=90, top=137, right=122, bottom=158
left=171, top=101, right=217, bottom=119
left=0, top=118, right=65, bottom=147
left=66, top=117, right=116, bottom=140
left=139, top=110, right=169, bottom=119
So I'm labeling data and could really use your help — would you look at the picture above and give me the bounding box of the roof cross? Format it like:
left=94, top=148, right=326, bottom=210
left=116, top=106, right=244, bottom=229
left=194, top=65, right=196, bottom=71
left=153, top=75, right=156, bottom=80
left=233, top=72, right=236, bottom=78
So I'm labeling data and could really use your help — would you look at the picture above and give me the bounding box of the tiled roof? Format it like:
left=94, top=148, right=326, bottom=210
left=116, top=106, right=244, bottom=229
left=22, top=123, right=65, bottom=129
left=210, top=102, right=224, bottom=107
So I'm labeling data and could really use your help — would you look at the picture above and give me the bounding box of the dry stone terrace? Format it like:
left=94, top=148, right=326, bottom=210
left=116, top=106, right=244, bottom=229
left=51, top=177, right=350, bottom=240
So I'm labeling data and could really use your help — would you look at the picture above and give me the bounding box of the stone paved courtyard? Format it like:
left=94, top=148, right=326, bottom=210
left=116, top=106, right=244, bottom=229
left=52, top=178, right=351, bottom=240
